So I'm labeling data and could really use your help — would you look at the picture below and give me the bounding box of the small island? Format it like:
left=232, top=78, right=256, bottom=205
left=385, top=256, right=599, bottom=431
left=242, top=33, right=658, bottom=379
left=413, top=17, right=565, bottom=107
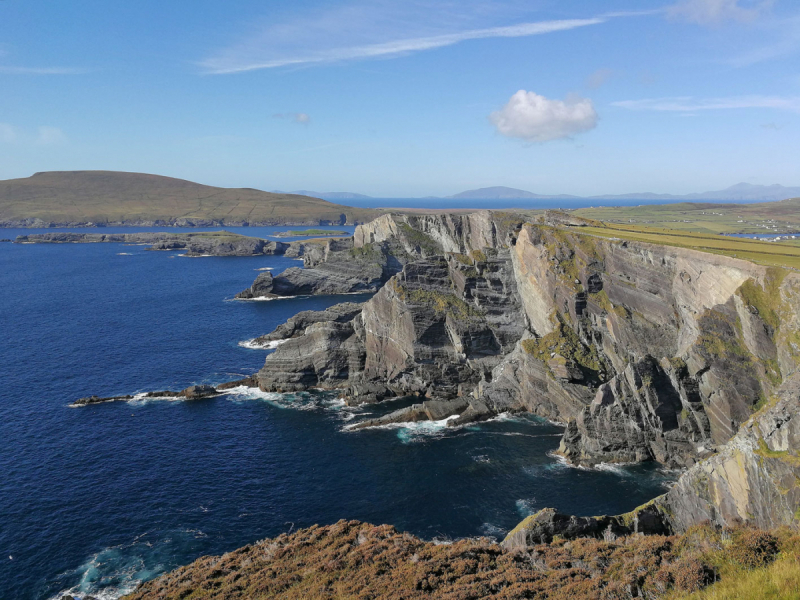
left=273, top=229, right=349, bottom=238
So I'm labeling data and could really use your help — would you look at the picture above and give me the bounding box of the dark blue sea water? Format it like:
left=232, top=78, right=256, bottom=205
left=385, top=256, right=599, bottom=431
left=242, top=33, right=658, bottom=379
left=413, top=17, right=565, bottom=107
left=0, top=229, right=676, bottom=600
left=336, top=197, right=764, bottom=210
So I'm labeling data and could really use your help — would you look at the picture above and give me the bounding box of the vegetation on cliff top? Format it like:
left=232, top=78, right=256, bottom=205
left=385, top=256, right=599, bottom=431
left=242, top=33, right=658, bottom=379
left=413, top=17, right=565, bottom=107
left=122, top=520, right=800, bottom=600
left=574, top=198, right=800, bottom=236
left=569, top=222, right=800, bottom=270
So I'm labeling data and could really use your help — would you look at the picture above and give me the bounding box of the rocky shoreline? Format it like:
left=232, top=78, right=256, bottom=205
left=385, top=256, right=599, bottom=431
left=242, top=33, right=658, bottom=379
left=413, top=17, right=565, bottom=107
left=14, top=231, right=315, bottom=257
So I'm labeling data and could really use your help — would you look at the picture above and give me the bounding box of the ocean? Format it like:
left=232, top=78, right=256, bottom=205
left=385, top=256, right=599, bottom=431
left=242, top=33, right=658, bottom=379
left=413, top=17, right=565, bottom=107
left=0, top=226, right=675, bottom=600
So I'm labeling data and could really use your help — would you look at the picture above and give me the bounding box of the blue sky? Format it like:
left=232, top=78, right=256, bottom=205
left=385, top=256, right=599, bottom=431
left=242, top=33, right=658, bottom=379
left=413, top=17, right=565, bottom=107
left=0, top=0, right=798, bottom=196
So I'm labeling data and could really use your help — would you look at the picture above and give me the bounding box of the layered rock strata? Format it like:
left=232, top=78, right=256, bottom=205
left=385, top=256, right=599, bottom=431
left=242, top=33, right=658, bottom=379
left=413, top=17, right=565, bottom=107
left=250, top=211, right=799, bottom=471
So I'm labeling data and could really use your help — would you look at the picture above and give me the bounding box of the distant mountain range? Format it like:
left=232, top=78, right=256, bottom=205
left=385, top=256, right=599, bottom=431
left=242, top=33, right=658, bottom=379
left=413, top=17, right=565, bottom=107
left=447, top=183, right=800, bottom=202
left=274, top=183, right=800, bottom=202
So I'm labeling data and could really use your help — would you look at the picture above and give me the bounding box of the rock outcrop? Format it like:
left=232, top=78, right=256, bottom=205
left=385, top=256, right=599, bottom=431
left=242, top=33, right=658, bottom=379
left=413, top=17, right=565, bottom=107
left=15, top=231, right=311, bottom=257
left=250, top=211, right=800, bottom=471
left=71, top=379, right=256, bottom=406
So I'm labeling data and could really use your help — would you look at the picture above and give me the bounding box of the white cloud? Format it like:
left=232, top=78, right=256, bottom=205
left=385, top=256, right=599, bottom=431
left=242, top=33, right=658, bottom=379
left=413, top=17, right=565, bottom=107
left=201, top=6, right=604, bottom=74
left=36, top=126, right=67, bottom=145
left=490, top=90, right=598, bottom=143
left=0, top=66, right=88, bottom=75
left=668, top=0, right=772, bottom=24
left=612, top=95, right=800, bottom=112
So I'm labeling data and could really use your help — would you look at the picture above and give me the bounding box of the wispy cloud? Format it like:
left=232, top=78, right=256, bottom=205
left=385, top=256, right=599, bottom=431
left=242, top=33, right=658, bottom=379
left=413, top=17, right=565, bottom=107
left=201, top=2, right=605, bottom=75
left=612, top=95, right=800, bottom=112
left=667, top=0, right=773, bottom=25
left=727, top=14, right=800, bottom=66
left=0, top=65, right=89, bottom=75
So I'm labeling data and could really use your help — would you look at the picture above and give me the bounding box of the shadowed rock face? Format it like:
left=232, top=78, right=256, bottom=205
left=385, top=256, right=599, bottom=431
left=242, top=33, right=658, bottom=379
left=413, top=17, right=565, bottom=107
left=247, top=212, right=799, bottom=475
left=653, top=372, right=800, bottom=532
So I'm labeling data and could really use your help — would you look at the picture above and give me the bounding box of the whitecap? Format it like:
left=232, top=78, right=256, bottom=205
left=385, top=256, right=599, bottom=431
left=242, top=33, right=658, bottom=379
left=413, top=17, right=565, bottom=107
left=594, top=462, right=637, bottom=476
left=254, top=267, right=274, bottom=271
left=515, top=498, right=538, bottom=517
left=349, top=415, right=461, bottom=443
left=231, top=295, right=302, bottom=302
left=238, top=338, right=289, bottom=350
left=47, top=529, right=205, bottom=600
left=116, top=252, right=133, bottom=256
left=221, top=386, right=357, bottom=419
left=479, top=523, right=507, bottom=539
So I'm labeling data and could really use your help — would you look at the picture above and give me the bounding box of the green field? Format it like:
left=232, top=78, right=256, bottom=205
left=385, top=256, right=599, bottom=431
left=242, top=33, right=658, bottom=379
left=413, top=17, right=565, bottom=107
left=575, top=198, right=800, bottom=235
left=565, top=221, right=800, bottom=270
left=275, top=229, right=349, bottom=237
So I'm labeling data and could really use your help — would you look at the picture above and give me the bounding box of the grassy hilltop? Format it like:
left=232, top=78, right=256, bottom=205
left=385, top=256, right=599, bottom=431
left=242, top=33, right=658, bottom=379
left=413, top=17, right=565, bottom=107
left=0, top=171, right=381, bottom=226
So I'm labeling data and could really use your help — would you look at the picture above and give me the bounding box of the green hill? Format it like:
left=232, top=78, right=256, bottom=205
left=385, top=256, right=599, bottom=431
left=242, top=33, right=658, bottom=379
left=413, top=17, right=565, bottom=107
left=0, top=171, right=381, bottom=227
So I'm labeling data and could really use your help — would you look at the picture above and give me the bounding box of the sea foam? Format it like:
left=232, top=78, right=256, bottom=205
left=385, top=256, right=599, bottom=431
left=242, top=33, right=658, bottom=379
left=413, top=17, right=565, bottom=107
left=237, top=338, right=289, bottom=350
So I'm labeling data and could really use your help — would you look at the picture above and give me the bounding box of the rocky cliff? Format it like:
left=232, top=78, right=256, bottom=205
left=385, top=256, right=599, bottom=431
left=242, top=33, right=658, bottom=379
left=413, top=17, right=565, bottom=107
left=249, top=211, right=799, bottom=472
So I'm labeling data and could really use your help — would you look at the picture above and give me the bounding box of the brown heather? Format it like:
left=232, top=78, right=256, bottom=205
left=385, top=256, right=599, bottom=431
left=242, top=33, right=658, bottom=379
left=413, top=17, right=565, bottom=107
left=122, top=521, right=800, bottom=600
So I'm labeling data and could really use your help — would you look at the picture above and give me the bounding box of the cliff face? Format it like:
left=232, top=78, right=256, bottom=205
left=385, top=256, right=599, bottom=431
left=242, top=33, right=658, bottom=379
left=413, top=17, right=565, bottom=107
left=654, top=373, right=800, bottom=532
left=252, top=212, right=799, bottom=477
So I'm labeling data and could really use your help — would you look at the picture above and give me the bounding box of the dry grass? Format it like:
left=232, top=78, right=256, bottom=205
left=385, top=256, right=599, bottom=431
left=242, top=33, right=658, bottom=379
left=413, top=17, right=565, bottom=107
left=122, top=521, right=800, bottom=600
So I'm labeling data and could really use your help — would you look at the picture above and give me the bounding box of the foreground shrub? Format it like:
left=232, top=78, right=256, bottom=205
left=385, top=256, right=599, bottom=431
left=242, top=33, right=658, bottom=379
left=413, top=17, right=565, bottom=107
left=123, top=521, right=799, bottom=600
left=728, top=528, right=780, bottom=569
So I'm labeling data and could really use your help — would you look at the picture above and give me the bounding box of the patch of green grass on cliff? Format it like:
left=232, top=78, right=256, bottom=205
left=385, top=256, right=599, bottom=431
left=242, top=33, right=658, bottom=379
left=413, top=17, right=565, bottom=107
left=349, top=243, right=383, bottom=262
left=285, top=229, right=348, bottom=236
left=393, top=281, right=483, bottom=319
left=572, top=222, right=800, bottom=270
left=521, top=319, right=606, bottom=376
left=737, top=269, right=788, bottom=332
left=470, top=248, right=487, bottom=263
left=698, top=310, right=751, bottom=360
left=755, top=438, right=800, bottom=467
left=398, top=222, right=442, bottom=255
left=589, top=290, right=628, bottom=317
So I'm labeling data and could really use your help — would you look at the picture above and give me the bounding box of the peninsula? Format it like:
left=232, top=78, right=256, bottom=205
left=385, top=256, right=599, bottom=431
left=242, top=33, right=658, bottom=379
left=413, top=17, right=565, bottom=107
left=0, top=171, right=380, bottom=228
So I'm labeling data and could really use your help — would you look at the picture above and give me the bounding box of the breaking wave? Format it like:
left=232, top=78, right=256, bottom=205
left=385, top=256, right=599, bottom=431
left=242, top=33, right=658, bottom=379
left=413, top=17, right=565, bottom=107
left=46, top=529, right=207, bottom=600
left=238, top=338, right=289, bottom=350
